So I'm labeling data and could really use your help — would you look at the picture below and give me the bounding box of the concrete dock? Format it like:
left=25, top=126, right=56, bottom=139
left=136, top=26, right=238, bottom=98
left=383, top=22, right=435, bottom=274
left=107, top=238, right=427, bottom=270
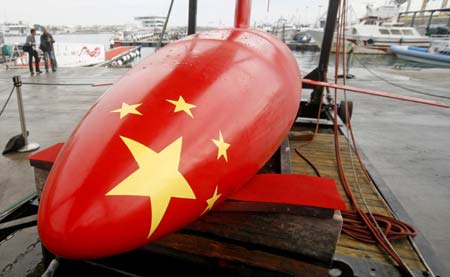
left=0, top=67, right=127, bottom=213
left=344, top=66, right=450, bottom=272
left=0, top=60, right=449, bottom=273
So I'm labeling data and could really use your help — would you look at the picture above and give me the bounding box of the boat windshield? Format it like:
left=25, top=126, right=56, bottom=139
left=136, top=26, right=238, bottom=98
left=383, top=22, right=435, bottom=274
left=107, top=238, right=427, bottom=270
left=402, top=29, right=414, bottom=36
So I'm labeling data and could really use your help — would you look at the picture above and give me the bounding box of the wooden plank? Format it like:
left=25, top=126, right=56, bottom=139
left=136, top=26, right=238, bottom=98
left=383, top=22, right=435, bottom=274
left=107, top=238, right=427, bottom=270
left=184, top=210, right=343, bottom=263
left=289, top=131, right=315, bottom=141
left=0, top=215, right=37, bottom=232
left=216, top=201, right=335, bottom=219
left=337, top=235, right=421, bottom=260
left=151, top=233, right=329, bottom=275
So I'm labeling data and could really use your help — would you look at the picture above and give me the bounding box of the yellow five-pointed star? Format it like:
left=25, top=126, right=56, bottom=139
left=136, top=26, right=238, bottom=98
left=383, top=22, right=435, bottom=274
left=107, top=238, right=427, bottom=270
left=111, top=102, right=143, bottom=119
left=166, top=96, right=196, bottom=118
left=106, top=136, right=196, bottom=238
left=212, top=131, right=230, bottom=162
left=202, top=185, right=222, bottom=215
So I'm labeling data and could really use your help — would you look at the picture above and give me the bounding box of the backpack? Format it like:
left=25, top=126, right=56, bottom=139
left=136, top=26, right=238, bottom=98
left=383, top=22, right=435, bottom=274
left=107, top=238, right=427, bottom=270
left=22, top=44, right=31, bottom=52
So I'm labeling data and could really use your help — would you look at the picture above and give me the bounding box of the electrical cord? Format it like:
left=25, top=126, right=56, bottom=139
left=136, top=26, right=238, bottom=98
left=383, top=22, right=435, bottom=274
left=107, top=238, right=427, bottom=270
left=333, top=5, right=415, bottom=276
left=0, top=86, right=15, bottom=118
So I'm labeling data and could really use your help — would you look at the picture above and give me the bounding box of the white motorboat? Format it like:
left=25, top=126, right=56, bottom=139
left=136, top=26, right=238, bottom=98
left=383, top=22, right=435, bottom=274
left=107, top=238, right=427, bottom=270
left=346, top=18, right=431, bottom=53
left=271, top=18, right=300, bottom=42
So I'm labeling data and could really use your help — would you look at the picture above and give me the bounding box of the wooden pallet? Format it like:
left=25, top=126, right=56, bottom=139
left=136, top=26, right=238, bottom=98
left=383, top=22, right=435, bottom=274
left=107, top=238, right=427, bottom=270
left=290, top=133, right=426, bottom=271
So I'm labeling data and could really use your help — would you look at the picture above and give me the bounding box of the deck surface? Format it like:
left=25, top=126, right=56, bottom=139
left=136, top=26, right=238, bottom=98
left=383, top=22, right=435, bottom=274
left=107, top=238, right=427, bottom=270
left=290, top=133, right=426, bottom=271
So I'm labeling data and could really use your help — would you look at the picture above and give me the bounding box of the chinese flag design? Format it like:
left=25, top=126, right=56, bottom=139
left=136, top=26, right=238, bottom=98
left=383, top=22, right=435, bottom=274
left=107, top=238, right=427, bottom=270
left=38, top=28, right=301, bottom=259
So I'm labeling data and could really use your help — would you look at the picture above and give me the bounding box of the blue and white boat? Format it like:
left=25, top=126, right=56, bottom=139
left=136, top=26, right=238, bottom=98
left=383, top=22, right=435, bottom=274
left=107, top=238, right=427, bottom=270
left=390, top=40, right=450, bottom=67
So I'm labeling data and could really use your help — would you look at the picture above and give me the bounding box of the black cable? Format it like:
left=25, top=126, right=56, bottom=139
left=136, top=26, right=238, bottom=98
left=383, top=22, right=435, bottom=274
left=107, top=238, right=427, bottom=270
left=21, top=82, right=95, bottom=86
left=354, top=55, right=450, bottom=100
left=0, top=86, right=15, bottom=118
left=295, top=147, right=321, bottom=177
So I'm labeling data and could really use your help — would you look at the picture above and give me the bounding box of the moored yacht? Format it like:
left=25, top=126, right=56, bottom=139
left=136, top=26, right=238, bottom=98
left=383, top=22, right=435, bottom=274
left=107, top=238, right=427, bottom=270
left=346, top=18, right=431, bottom=53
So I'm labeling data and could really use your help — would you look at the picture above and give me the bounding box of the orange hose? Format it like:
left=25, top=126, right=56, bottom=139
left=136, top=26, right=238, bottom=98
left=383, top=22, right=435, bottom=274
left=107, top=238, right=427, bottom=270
left=332, top=3, right=414, bottom=275
left=342, top=211, right=417, bottom=244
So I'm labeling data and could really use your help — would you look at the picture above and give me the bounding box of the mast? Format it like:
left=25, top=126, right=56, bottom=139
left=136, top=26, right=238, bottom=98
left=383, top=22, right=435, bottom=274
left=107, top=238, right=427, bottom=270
left=406, top=0, right=412, bottom=12
left=235, top=0, right=252, bottom=28
left=421, top=0, right=429, bottom=15
left=303, top=0, right=341, bottom=105
left=188, top=0, right=197, bottom=35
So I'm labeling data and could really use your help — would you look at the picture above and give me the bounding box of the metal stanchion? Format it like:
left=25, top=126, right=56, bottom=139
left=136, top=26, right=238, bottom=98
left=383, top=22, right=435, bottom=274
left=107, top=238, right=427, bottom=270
left=12, top=76, right=39, bottom=152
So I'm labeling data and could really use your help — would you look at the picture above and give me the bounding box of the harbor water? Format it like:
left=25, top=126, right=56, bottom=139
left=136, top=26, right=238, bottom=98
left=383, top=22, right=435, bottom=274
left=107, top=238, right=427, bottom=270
left=5, top=33, right=443, bottom=69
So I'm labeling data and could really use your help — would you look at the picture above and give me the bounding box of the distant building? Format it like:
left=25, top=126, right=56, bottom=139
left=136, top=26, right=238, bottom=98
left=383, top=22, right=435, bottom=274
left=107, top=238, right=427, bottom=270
left=134, top=16, right=166, bottom=32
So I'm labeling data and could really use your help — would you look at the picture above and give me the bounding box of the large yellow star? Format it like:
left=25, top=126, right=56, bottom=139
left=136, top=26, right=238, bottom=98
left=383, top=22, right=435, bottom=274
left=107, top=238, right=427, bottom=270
left=106, top=136, right=196, bottom=238
left=166, top=96, right=196, bottom=118
left=212, top=131, right=230, bottom=162
left=202, top=185, right=222, bottom=215
left=111, top=102, right=142, bottom=119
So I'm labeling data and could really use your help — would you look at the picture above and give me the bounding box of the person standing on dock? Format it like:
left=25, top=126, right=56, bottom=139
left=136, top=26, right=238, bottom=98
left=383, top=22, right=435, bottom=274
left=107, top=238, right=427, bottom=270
left=40, top=29, right=57, bottom=72
left=24, top=29, right=42, bottom=75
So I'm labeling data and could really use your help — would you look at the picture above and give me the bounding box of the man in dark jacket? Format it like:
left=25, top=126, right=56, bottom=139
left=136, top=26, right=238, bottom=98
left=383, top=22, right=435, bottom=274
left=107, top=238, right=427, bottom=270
left=40, top=28, right=57, bottom=72
left=25, top=29, right=42, bottom=75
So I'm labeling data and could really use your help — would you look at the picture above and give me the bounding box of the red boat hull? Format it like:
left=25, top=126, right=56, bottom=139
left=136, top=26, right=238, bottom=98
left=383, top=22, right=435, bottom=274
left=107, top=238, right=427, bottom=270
left=38, top=28, right=301, bottom=259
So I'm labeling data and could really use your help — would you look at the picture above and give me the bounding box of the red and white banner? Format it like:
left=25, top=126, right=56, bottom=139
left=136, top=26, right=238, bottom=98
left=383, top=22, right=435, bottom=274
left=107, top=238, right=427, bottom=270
left=54, top=43, right=105, bottom=67
left=16, top=42, right=105, bottom=67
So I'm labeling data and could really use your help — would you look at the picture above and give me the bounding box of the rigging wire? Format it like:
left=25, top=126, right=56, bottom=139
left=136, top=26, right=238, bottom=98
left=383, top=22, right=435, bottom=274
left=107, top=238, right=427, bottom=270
left=344, top=58, right=438, bottom=277
left=354, top=55, right=450, bottom=100
left=0, top=86, right=15, bottom=118
left=156, top=0, right=175, bottom=51
left=333, top=2, right=416, bottom=275
left=338, top=4, right=436, bottom=273
left=21, top=82, right=97, bottom=86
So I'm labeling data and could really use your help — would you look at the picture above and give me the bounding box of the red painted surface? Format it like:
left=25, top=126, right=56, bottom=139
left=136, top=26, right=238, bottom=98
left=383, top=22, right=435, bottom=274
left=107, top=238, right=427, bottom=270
left=105, top=46, right=132, bottom=60
left=38, top=27, right=301, bottom=259
left=235, top=0, right=252, bottom=28
left=302, top=79, right=450, bottom=108
left=30, top=143, right=346, bottom=211
left=27, top=143, right=64, bottom=163
left=231, top=174, right=347, bottom=211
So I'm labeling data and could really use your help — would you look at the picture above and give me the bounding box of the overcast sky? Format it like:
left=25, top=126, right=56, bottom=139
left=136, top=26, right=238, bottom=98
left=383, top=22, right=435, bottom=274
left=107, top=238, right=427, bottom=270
left=0, top=0, right=444, bottom=27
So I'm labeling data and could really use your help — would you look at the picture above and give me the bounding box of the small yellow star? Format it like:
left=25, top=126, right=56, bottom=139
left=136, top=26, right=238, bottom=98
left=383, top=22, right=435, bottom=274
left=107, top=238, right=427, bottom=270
left=212, top=131, right=230, bottom=162
left=166, top=96, right=196, bottom=118
left=202, top=185, right=221, bottom=215
left=111, top=102, right=143, bottom=119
